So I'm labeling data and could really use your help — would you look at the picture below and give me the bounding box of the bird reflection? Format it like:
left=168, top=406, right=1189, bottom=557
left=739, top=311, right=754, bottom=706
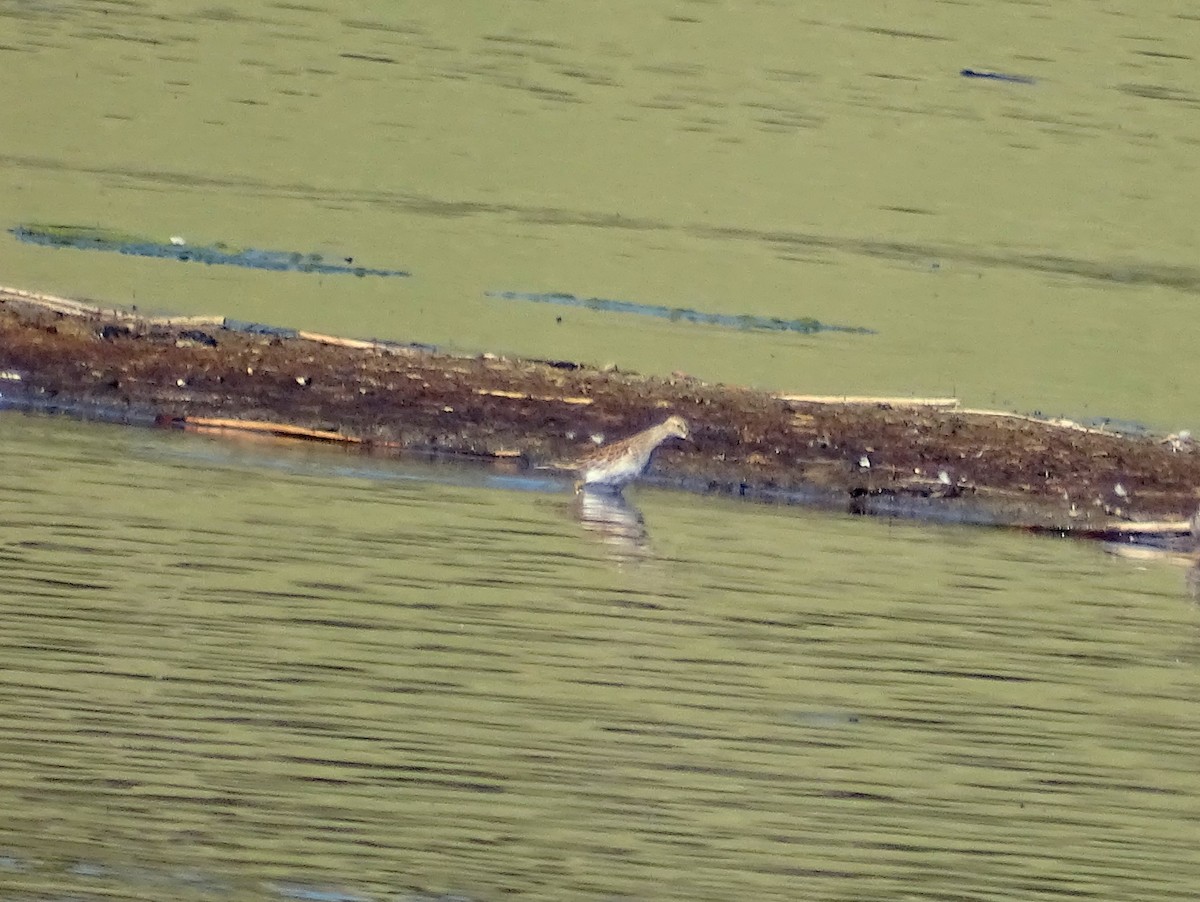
left=573, top=488, right=650, bottom=556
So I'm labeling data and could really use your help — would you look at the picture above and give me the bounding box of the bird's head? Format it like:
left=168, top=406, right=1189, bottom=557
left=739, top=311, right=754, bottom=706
left=662, top=415, right=690, bottom=441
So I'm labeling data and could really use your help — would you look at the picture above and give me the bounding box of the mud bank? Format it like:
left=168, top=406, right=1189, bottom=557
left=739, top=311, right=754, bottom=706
left=2, top=285, right=1197, bottom=535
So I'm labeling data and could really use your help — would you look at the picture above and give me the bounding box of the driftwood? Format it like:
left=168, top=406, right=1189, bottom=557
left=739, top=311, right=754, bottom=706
left=171, top=415, right=373, bottom=445
left=775, top=393, right=960, bottom=409
left=2, top=284, right=1198, bottom=538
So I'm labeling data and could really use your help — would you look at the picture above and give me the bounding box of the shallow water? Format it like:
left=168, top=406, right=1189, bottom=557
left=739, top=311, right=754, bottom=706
left=4, top=2, right=1200, bottom=899
left=4, top=412, right=1200, bottom=901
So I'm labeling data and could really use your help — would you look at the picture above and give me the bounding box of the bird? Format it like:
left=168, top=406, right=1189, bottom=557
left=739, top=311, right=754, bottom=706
left=560, top=414, right=690, bottom=493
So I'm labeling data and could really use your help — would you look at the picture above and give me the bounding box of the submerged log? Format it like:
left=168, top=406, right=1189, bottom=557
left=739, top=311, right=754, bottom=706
left=2, top=284, right=1198, bottom=535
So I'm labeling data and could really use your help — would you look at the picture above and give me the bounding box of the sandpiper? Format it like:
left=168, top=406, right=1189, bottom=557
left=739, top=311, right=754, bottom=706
left=563, top=414, right=690, bottom=493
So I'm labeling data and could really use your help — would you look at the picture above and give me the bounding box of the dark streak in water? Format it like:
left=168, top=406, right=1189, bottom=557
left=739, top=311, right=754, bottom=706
left=340, top=52, right=398, bottom=65
left=960, top=68, right=1037, bottom=85
left=859, top=26, right=950, bottom=41
left=6, top=156, right=1197, bottom=293
left=1115, top=83, right=1200, bottom=105
left=11, top=225, right=410, bottom=278
left=486, top=291, right=875, bottom=335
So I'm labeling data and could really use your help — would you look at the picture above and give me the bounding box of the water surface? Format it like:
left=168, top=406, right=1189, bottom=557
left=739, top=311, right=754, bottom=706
left=3, top=412, right=1199, bottom=900
left=4, top=2, right=1200, bottom=898
left=1, top=1, right=1198, bottom=427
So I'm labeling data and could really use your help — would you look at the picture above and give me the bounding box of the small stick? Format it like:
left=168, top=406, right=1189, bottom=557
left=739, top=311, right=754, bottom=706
left=777, top=394, right=959, bottom=408
left=297, top=330, right=385, bottom=351
left=955, top=409, right=1114, bottom=436
left=143, top=314, right=226, bottom=327
left=1, top=286, right=225, bottom=327
left=0, top=286, right=108, bottom=316
left=1104, top=519, right=1192, bottom=535
left=179, top=416, right=361, bottom=444
left=475, top=387, right=593, bottom=405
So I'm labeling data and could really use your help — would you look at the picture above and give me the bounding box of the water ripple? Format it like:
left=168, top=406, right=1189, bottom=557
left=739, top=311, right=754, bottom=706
left=2, top=413, right=1200, bottom=901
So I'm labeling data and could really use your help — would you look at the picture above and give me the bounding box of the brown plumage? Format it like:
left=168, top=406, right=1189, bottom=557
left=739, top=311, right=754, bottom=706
left=562, top=415, right=690, bottom=493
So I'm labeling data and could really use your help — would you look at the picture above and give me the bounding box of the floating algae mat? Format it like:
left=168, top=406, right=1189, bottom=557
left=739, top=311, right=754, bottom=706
left=486, top=290, right=874, bottom=335
left=11, top=224, right=410, bottom=278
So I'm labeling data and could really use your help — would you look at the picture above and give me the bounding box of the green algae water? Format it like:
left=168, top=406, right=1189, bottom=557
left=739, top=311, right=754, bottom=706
left=3, top=411, right=1200, bottom=901
left=1, top=1, right=1197, bottom=430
